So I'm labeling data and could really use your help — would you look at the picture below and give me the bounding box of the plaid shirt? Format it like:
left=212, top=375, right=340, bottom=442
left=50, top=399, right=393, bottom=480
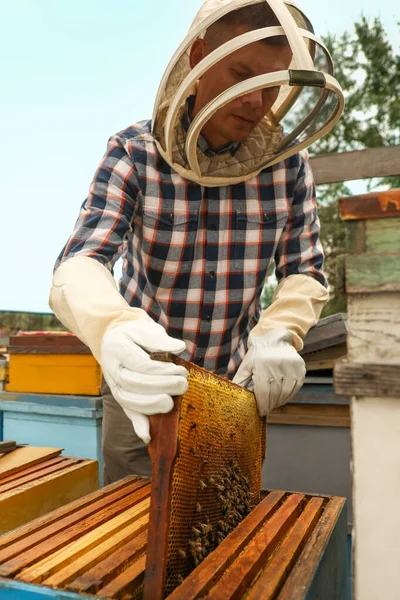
left=55, top=120, right=326, bottom=378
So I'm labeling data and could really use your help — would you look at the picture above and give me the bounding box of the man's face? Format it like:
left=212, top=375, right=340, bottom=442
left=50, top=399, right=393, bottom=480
left=190, top=28, right=293, bottom=150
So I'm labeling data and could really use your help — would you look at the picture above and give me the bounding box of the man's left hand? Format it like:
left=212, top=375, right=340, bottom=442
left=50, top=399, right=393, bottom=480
left=232, top=328, right=306, bottom=416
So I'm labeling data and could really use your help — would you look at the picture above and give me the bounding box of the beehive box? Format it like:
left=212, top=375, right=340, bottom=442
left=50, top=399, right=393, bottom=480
left=6, top=334, right=101, bottom=395
left=0, top=446, right=98, bottom=534
left=0, top=477, right=348, bottom=600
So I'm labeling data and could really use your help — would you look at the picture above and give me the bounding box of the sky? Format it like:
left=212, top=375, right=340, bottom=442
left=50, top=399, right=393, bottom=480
left=0, top=0, right=399, bottom=312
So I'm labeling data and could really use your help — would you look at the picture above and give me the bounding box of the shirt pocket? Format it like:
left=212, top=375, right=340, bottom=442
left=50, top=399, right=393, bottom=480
left=234, top=210, right=288, bottom=272
left=141, top=208, right=199, bottom=274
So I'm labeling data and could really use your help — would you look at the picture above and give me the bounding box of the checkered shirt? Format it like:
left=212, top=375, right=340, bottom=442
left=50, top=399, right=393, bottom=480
left=55, top=120, right=327, bottom=378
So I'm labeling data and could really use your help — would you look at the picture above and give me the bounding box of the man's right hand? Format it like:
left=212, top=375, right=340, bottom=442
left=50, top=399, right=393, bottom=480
left=100, top=320, right=188, bottom=444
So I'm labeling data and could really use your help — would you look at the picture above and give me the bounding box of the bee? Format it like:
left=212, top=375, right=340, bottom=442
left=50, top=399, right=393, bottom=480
left=178, top=549, right=187, bottom=559
left=196, top=503, right=202, bottom=513
left=199, top=480, right=207, bottom=491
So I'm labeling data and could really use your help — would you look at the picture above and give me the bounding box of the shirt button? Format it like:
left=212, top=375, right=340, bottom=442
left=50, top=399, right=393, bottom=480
left=206, top=315, right=211, bottom=322
left=210, top=271, right=216, bottom=278
left=263, top=212, right=270, bottom=222
left=168, top=213, right=174, bottom=223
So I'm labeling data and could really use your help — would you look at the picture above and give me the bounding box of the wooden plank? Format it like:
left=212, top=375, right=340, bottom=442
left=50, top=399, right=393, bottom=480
left=17, top=498, right=151, bottom=584
left=346, top=293, right=400, bottom=365
left=345, top=252, right=400, bottom=293
left=334, top=359, right=400, bottom=398
left=246, top=498, right=324, bottom=600
left=301, top=314, right=347, bottom=355
left=310, top=146, right=400, bottom=185
left=303, top=343, right=347, bottom=371
left=143, top=388, right=181, bottom=600
left=0, top=447, right=62, bottom=481
left=0, top=480, right=150, bottom=576
left=7, top=346, right=92, bottom=355
left=365, top=218, right=400, bottom=253
left=0, top=476, right=141, bottom=550
left=339, top=190, right=400, bottom=221
left=267, top=404, right=350, bottom=428
left=42, top=514, right=149, bottom=587
left=68, top=530, right=148, bottom=594
left=203, top=494, right=305, bottom=600
left=0, top=458, right=81, bottom=494
left=9, top=335, right=88, bottom=350
left=0, top=457, right=68, bottom=486
left=6, top=355, right=101, bottom=396
left=95, top=554, right=146, bottom=598
left=166, top=491, right=286, bottom=600
left=0, top=461, right=98, bottom=536
left=277, top=497, right=346, bottom=599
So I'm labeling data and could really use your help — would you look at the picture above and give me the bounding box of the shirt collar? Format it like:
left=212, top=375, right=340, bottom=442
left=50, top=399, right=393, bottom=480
left=182, top=96, right=241, bottom=159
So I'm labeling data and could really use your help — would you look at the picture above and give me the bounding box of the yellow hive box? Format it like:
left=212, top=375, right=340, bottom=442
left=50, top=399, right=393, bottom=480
left=6, top=334, right=102, bottom=396
left=0, top=446, right=99, bottom=534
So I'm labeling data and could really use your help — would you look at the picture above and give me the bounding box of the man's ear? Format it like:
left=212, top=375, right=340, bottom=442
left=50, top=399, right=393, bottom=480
left=190, top=39, right=208, bottom=69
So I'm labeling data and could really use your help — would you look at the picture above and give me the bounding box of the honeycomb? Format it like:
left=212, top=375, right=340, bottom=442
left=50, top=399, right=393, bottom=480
left=157, top=358, right=265, bottom=596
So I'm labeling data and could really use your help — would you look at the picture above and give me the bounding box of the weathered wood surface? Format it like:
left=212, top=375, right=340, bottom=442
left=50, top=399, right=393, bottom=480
left=303, top=343, right=347, bottom=371
left=203, top=494, right=305, bottom=600
left=277, top=497, right=346, bottom=600
left=310, top=146, right=400, bottom=185
left=245, top=498, right=324, bottom=600
left=143, top=394, right=181, bottom=600
left=0, top=476, right=142, bottom=550
left=0, top=460, right=98, bottom=536
left=346, top=294, right=400, bottom=365
left=339, top=190, right=400, bottom=221
left=17, top=499, right=150, bottom=584
left=0, top=458, right=81, bottom=494
left=9, top=335, right=89, bottom=351
left=0, top=484, right=348, bottom=600
left=334, top=359, right=400, bottom=398
left=0, top=479, right=150, bottom=576
left=68, top=530, right=147, bottom=594
left=166, top=491, right=285, bottom=600
left=268, top=404, right=350, bottom=428
left=301, top=314, right=347, bottom=355
left=345, top=253, right=400, bottom=293
left=0, top=447, right=62, bottom=480
left=346, top=218, right=400, bottom=256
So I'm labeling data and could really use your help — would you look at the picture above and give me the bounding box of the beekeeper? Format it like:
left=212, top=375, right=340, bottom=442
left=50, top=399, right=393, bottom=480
left=49, top=0, right=344, bottom=483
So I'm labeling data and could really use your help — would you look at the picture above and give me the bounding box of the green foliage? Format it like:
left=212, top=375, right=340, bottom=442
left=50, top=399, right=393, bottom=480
left=0, top=312, right=66, bottom=332
left=310, top=17, right=400, bottom=316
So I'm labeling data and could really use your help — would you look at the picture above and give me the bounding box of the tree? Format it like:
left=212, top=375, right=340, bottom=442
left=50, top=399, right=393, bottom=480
left=314, top=17, right=400, bottom=316
left=262, top=17, right=400, bottom=315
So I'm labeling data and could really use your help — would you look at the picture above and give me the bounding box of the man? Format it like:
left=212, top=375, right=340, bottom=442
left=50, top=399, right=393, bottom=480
left=49, top=0, right=343, bottom=484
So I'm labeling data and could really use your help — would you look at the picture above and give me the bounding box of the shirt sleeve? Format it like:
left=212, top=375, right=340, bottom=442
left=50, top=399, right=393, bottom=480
left=54, top=133, right=140, bottom=272
left=274, top=150, right=328, bottom=288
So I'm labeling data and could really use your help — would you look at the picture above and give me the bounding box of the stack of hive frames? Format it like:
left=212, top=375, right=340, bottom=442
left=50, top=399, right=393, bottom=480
left=0, top=447, right=98, bottom=534
left=0, top=482, right=347, bottom=599
left=166, top=491, right=348, bottom=600
left=0, top=476, right=151, bottom=599
left=144, top=354, right=265, bottom=599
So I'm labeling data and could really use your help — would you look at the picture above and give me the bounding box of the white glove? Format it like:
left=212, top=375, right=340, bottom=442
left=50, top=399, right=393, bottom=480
left=101, top=320, right=189, bottom=444
left=49, top=256, right=189, bottom=443
left=232, top=328, right=306, bottom=416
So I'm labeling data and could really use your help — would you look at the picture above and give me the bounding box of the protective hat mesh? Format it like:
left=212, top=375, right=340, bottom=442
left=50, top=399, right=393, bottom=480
left=152, top=0, right=344, bottom=186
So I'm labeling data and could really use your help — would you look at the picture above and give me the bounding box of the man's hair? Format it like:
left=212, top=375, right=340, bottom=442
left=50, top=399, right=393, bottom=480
left=204, top=4, right=285, bottom=49
left=203, top=3, right=311, bottom=49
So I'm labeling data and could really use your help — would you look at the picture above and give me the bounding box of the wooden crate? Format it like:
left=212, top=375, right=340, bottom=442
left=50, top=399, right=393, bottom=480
left=0, top=477, right=348, bottom=599
left=0, top=446, right=98, bottom=534
left=334, top=189, right=400, bottom=600
left=6, top=335, right=101, bottom=395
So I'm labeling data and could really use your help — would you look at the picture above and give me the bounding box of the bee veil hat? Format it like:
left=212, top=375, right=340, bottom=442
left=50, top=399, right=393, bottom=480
left=152, top=0, right=344, bottom=187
